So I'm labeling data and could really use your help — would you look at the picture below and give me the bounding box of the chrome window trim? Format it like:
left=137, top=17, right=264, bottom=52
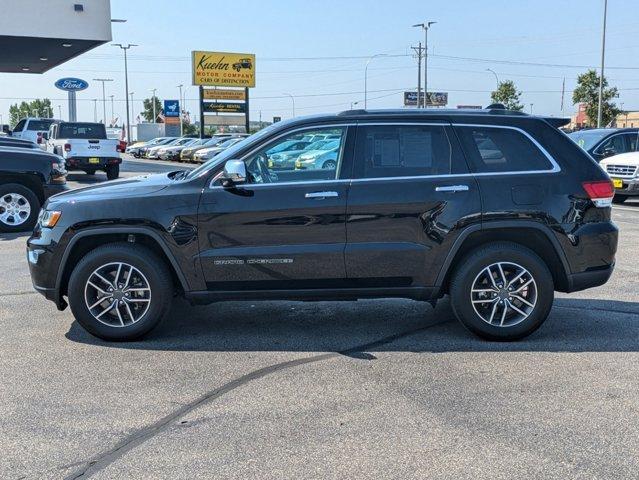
left=208, top=120, right=562, bottom=190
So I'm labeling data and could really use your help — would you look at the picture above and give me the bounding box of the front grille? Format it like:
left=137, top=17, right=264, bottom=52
left=606, top=164, right=637, bottom=177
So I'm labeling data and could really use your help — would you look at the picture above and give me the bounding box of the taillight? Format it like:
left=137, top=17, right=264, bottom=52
left=582, top=180, right=614, bottom=207
left=37, top=132, right=43, bottom=144
left=64, top=143, right=71, bottom=152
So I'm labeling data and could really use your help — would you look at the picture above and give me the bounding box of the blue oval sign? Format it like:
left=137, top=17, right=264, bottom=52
left=55, top=78, right=89, bottom=91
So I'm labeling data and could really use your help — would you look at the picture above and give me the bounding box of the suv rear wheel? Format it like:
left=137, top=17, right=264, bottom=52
left=106, top=164, right=120, bottom=180
left=68, top=243, right=173, bottom=341
left=0, top=183, right=40, bottom=232
left=449, top=242, right=554, bottom=341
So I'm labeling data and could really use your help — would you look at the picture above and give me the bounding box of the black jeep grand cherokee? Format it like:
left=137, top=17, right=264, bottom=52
left=27, top=107, right=618, bottom=341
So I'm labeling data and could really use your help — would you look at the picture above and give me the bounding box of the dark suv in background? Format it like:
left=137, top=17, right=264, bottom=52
left=27, top=107, right=617, bottom=341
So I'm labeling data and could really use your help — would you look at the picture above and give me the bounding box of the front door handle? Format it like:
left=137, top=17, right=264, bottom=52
left=435, top=185, right=469, bottom=193
left=305, top=191, right=339, bottom=199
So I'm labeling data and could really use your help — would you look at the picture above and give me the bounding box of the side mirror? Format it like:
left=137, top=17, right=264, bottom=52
left=222, top=159, right=247, bottom=186
left=42, top=132, right=49, bottom=141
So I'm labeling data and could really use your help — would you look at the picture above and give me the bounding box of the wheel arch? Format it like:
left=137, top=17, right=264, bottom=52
left=56, top=227, right=190, bottom=299
left=436, top=222, right=571, bottom=295
left=0, top=173, right=46, bottom=204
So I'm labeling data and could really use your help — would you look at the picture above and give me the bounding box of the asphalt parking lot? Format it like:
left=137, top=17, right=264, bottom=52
left=2, top=156, right=639, bottom=479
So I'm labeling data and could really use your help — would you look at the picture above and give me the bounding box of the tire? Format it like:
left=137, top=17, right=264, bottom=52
left=449, top=242, right=554, bottom=341
left=67, top=243, right=173, bottom=341
left=106, top=164, right=120, bottom=180
left=0, top=183, right=40, bottom=233
left=322, top=160, right=337, bottom=170
left=613, top=195, right=628, bottom=204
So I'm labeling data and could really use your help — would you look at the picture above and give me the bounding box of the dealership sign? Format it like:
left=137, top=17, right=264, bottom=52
left=164, top=99, right=180, bottom=117
left=203, top=102, right=247, bottom=114
left=54, top=77, right=89, bottom=91
left=404, top=91, right=448, bottom=107
left=203, top=89, right=247, bottom=101
left=192, top=51, right=256, bottom=87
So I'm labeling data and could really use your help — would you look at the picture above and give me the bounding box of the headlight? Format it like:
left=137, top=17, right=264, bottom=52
left=38, top=210, right=62, bottom=228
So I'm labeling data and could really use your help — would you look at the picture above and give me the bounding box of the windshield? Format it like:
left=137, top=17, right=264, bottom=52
left=27, top=119, right=55, bottom=131
left=568, top=130, right=614, bottom=150
left=59, top=123, right=107, bottom=139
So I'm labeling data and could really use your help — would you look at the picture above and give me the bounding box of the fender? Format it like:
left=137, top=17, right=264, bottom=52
left=54, top=226, right=191, bottom=296
left=433, top=220, right=572, bottom=289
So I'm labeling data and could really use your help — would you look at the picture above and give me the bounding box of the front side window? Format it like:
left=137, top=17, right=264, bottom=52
left=595, top=134, right=627, bottom=155
left=13, top=120, right=26, bottom=132
left=456, top=126, right=553, bottom=173
left=242, top=127, right=346, bottom=184
left=353, top=124, right=460, bottom=179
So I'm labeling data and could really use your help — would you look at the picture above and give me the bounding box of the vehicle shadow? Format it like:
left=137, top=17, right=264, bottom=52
left=65, top=296, right=639, bottom=353
left=66, top=172, right=108, bottom=185
left=0, top=231, right=30, bottom=241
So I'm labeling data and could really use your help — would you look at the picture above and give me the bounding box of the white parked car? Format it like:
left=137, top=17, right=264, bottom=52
left=46, top=122, right=121, bottom=179
left=600, top=151, right=639, bottom=204
left=10, top=118, right=58, bottom=147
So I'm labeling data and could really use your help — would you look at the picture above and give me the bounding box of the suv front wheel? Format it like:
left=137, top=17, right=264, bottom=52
left=68, top=243, right=173, bottom=341
left=449, top=242, right=554, bottom=341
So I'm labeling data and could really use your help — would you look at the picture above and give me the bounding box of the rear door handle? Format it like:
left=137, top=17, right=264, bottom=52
left=435, top=185, right=469, bottom=193
left=305, top=191, right=339, bottom=199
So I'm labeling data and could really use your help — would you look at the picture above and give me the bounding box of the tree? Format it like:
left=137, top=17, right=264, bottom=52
left=490, top=80, right=523, bottom=111
left=141, top=97, right=162, bottom=122
left=9, top=99, right=53, bottom=126
left=572, top=69, right=620, bottom=127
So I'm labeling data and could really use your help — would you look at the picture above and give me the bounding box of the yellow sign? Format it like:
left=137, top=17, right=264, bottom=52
left=192, top=51, right=255, bottom=87
left=613, top=178, right=623, bottom=188
left=203, top=89, right=247, bottom=101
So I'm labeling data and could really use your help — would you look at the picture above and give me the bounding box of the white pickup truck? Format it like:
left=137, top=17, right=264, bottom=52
left=46, top=122, right=121, bottom=179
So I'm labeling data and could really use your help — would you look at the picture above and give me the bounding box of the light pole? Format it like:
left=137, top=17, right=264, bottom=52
left=530, top=103, right=534, bottom=114
left=129, top=92, right=135, bottom=128
left=93, top=78, right=113, bottom=124
left=597, top=0, right=608, bottom=128
left=112, top=43, right=137, bottom=141
left=150, top=88, right=157, bottom=123
left=486, top=68, right=500, bottom=88
left=109, top=95, right=114, bottom=124
left=57, top=105, right=62, bottom=120
left=283, top=93, right=295, bottom=117
left=177, top=84, right=183, bottom=135
left=350, top=101, right=360, bottom=110
left=413, top=22, right=436, bottom=107
left=364, top=53, right=387, bottom=109
left=93, top=99, right=98, bottom=122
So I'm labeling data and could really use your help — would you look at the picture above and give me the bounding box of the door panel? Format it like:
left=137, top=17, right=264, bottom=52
left=345, top=124, right=482, bottom=287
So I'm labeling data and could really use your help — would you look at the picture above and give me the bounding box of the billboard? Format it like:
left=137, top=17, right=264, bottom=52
left=163, top=100, right=180, bottom=117
left=192, top=51, right=256, bottom=87
left=404, top=91, right=424, bottom=106
left=203, top=89, right=246, bottom=101
left=203, top=102, right=247, bottom=114
left=404, top=91, right=448, bottom=107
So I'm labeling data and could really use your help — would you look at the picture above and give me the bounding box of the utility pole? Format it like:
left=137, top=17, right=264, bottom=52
left=129, top=92, right=135, bottom=128
left=93, top=99, right=98, bottom=122
left=113, top=43, right=138, bottom=142
left=413, top=21, right=436, bottom=107
left=597, top=0, right=608, bottom=128
left=411, top=42, right=424, bottom=108
left=109, top=95, right=114, bottom=124
left=150, top=88, right=157, bottom=123
left=93, top=78, right=113, bottom=125
left=177, top=84, right=183, bottom=135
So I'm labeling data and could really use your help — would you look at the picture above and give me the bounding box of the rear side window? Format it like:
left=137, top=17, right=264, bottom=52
left=27, top=120, right=54, bottom=131
left=354, top=124, right=466, bottom=179
left=13, top=120, right=26, bottom=132
left=59, top=123, right=107, bottom=139
left=456, top=126, right=554, bottom=173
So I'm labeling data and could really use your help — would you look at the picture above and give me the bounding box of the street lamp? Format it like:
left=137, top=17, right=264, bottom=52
left=177, top=84, right=183, bottom=135
left=530, top=103, right=534, bottom=114
left=129, top=92, right=135, bottom=126
left=112, top=43, right=138, bottom=142
left=412, top=21, right=436, bottom=107
left=350, top=101, right=360, bottom=110
left=109, top=95, right=114, bottom=124
left=283, top=93, right=295, bottom=117
left=486, top=68, right=500, bottom=88
left=150, top=88, right=157, bottom=123
left=364, top=54, right=387, bottom=109
left=597, top=0, right=608, bottom=128
left=93, top=78, right=113, bottom=125
left=93, top=99, right=98, bottom=122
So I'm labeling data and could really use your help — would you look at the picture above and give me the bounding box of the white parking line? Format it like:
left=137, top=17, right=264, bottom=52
left=613, top=206, right=639, bottom=213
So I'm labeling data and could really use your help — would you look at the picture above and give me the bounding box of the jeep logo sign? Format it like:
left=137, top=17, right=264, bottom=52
left=54, top=78, right=89, bottom=91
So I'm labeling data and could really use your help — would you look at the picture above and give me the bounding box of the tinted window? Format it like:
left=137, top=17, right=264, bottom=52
left=27, top=119, right=55, bottom=131
left=59, top=123, right=107, bottom=139
left=456, top=126, right=553, bottom=173
left=596, top=134, right=627, bottom=155
left=354, top=125, right=459, bottom=178
left=626, top=133, right=639, bottom=152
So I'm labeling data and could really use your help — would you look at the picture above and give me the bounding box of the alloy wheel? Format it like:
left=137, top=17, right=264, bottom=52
left=84, top=262, right=152, bottom=327
left=0, top=193, right=31, bottom=226
left=470, top=261, right=537, bottom=327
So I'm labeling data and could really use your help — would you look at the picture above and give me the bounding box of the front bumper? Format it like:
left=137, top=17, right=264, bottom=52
left=27, top=228, right=68, bottom=310
left=43, top=183, right=69, bottom=199
left=610, top=177, right=639, bottom=196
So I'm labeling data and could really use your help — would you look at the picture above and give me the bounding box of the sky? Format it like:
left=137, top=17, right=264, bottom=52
left=1, top=0, right=638, bottom=126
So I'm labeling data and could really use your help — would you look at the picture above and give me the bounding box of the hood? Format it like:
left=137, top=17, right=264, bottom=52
left=600, top=151, right=639, bottom=167
left=47, top=173, right=177, bottom=207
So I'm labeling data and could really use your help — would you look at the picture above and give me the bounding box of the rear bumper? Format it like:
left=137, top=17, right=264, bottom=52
left=610, top=177, right=639, bottom=196
left=66, top=157, right=121, bottom=170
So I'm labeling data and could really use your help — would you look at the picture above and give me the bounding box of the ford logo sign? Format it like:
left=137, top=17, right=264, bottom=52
left=54, top=78, right=89, bottom=91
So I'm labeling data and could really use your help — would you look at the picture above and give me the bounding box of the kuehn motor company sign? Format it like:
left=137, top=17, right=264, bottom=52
left=192, top=51, right=256, bottom=87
